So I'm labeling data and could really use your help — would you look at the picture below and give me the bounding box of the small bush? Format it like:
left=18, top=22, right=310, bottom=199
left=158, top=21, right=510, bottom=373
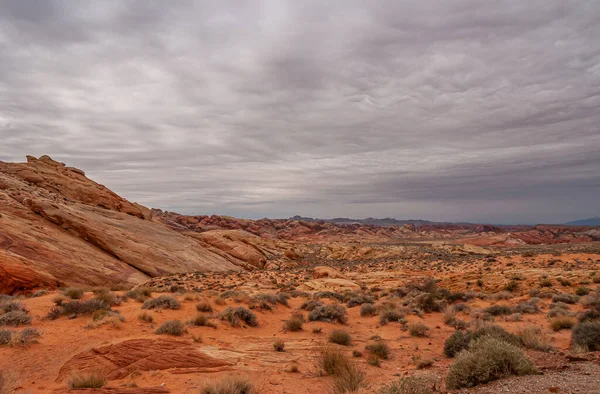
left=69, top=371, right=106, bottom=388
left=94, top=291, right=122, bottom=306
left=571, top=321, right=600, bottom=351
left=52, top=295, right=66, bottom=305
left=445, top=337, right=537, bottom=389
left=360, top=303, right=377, bottom=317
left=484, top=305, right=513, bottom=316
left=379, top=376, right=433, bottom=394
left=539, top=278, right=553, bottom=288
left=0, top=327, right=41, bottom=346
left=189, top=314, right=217, bottom=328
left=347, top=295, right=374, bottom=308
left=283, top=313, right=304, bottom=331
left=552, top=294, right=578, bottom=304
left=196, top=301, right=213, bottom=313
left=414, top=356, right=434, bottom=370
left=318, top=346, right=365, bottom=393
left=443, top=324, right=520, bottom=357
left=63, top=287, right=84, bottom=299
left=352, top=350, right=362, bottom=357
left=577, top=309, right=600, bottom=323
left=47, top=299, right=109, bottom=320
left=137, top=312, right=153, bottom=323
left=365, top=341, right=390, bottom=359
left=367, top=355, right=381, bottom=367
left=0, top=311, right=31, bottom=327
left=273, top=340, right=285, bottom=352
left=517, top=326, right=553, bottom=351
left=379, top=309, right=405, bottom=325
left=155, top=320, right=185, bottom=336
left=126, top=287, right=152, bottom=302
left=549, top=315, right=577, bottom=331
left=312, top=327, right=322, bottom=334
left=1, top=301, right=27, bottom=314
left=142, top=295, right=180, bottom=310
left=329, top=329, right=352, bottom=346
left=201, top=376, right=254, bottom=394
left=308, top=304, right=348, bottom=324
left=514, top=299, right=540, bottom=314
left=220, top=307, right=258, bottom=327
left=504, top=280, right=519, bottom=292
left=407, top=322, right=429, bottom=337
left=300, top=299, right=324, bottom=311
left=576, top=287, right=590, bottom=296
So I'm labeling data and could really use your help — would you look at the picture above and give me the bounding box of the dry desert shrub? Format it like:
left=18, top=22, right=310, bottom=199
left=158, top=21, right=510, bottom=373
left=125, top=287, right=152, bottom=302
left=379, top=376, right=434, bottom=394
left=155, top=320, right=185, bottom=336
left=47, top=299, right=109, bottom=320
left=201, top=376, right=254, bottom=394
left=443, top=324, right=520, bottom=358
left=346, top=295, right=374, bottom=308
left=220, top=307, right=258, bottom=327
left=62, top=287, right=84, bottom=299
left=142, top=295, right=180, bottom=310
left=407, top=322, right=429, bottom=337
left=273, top=340, right=285, bottom=352
left=365, top=341, right=390, bottom=359
left=329, top=329, right=352, bottom=346
left=317, top=345, right=365, bottom=394
left=360, top=303, right=377, bottom=317
left=0, top=311, right=31, bottom=327
left=517, top=326, right=553, bottom=352
left=1, top=301, right=27, bottom=314
left=0, top=328, right=41, bottom=346
left=196, top=301, right=214, bottom=313
left=445, top=337, right=537, bottom=389
left=300, top=299, right=324, bottom=311
left=189, top=314, right=217, bottom=328
left=283, top=313, right=304, bottom=331
left=308, top=304, right=348, bottom=324
left=137, top=311, right=153, bottom=323
left=68, top=371, right=106, bottom=389
left=552, top=293, right=579, bottom=304
left=571, top=321, right=600, bottom=351
left=549, top=315, right=577, bottom=331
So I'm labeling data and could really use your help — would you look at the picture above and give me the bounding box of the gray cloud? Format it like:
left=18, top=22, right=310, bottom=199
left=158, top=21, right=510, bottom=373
left=1, top=0, right=599, bottom=224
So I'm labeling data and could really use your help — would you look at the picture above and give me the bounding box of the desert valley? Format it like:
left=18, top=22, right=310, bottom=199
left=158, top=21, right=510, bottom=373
left=0, top=155, right=599, bottom=393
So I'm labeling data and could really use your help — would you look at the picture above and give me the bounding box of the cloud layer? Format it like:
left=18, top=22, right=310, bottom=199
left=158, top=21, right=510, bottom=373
left=1, top=0, right=599, bottom=224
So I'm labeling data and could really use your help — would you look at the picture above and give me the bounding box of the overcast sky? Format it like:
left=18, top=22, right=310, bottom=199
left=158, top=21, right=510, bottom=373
left=1, top=1, right=599, bottom=224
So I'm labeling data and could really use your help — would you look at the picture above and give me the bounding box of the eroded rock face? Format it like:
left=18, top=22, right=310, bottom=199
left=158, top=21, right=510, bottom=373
left=57, top=339, right=231, bottom=382
left=311, top=266, right=347, bottom=280
left=0, top=156, right=243, bottom=294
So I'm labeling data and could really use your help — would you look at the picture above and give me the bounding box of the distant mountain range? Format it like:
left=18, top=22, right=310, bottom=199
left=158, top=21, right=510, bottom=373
left=289, top=215, right=475, bottom=227
left=290, top=215, right=600, bottom=227
left=564, top=217, right=600, bottom=226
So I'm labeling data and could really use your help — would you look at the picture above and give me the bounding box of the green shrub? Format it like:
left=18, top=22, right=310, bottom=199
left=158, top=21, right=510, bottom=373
left=308, top=304, right=348, bottom=324
left=365, top=341, right=390, bottom=359
left=571, top=321, right=600, bottom=351
left=155, top=320, right=185, bottom=336
left=63, top=287, right=84, bottom=299
left=220, top=307, right=258, bottom=327
left=445, top=337, right=537, bottom=389
left=444, top=330, right=472, bottom=358
left=142, top=295, right=180, bottom=310
left=329, top=329, right=352, bottom=346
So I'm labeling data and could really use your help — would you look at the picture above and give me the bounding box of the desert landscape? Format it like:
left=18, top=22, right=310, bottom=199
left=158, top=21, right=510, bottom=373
left=1, top=156, right=599, bottom=393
